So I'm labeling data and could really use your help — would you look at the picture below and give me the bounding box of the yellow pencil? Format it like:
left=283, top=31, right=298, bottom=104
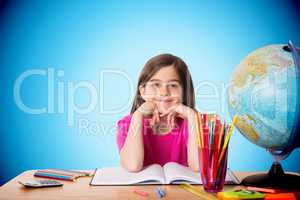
left=217, top=115, right=237, bottom=166
left=194, top=112, right=202, bottom=148
left=197, top=112, right=204, bottom=148
left=179, top=183, right=218, bottom=200
left=222, top=115, right=237, bottom=149
left=217, top=123, right=224, bottom=151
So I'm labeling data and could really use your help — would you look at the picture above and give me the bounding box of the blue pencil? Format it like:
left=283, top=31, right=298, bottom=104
left=156, top=188, right=166, bottom=198
left=34, top=172, right=74, bottom=181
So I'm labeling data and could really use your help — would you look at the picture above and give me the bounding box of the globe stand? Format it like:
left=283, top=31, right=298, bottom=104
left=242, top=157, right=300, bottom=189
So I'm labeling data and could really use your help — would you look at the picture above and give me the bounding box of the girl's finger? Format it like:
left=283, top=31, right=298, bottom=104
left=155, top=107, right=160, bottom=124
left=176, top=113, right=185, bottom=119
left=152, top=109, right=157, bottom=126
left=167, top=112, right=171, bottom=128
left=150, top=106, right=157, bottom=127
left=171, top=107, right=184, bottom=119
left=180, top=114, right=185, bottom=118
left=167, top=112, right=171, bottom=127
left=159, top=108, right=169, bottom=117
left=153, top=106, right=160, bottom=125
left=150, top=113, right=155, bottom=127
left=160, top=105, right=177, bottom=117
left=171, top=113, right=176, bottom=128
left=167, top=112, right=175, bottom=127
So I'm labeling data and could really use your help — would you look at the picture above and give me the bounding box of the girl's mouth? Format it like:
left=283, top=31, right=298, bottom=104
left=154, top=97, right=174, bottom=103
left=155, top=100, right=174, bottom=107
left=154, top=97, right=177, bottom=113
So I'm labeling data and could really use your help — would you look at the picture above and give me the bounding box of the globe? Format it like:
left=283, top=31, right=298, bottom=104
left=227, top=41, right=300, bottom=188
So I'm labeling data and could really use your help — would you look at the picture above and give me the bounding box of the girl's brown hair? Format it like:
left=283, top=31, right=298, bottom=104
left=130, top=54, right=195, bottom=113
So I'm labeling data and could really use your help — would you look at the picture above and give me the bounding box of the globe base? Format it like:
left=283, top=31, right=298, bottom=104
left=241, top=162, right=300, bottom=189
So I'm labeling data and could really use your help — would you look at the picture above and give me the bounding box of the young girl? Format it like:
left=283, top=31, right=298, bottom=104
left=116, top=54, right=199, bottom=172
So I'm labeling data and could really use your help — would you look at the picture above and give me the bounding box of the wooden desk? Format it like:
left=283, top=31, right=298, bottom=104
left=0, top=170, right=299, bottom=200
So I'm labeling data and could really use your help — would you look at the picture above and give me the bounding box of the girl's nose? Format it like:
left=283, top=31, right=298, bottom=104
left=159, top=85, right=170, bottom=96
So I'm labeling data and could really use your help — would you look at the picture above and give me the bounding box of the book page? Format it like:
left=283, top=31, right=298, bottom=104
left=163, top=162, right=201, bottom=184
left=90, top=164, right=166, bottom=185
left=163, top=162, right=240, bottom=184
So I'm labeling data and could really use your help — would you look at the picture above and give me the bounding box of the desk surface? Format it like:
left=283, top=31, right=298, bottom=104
left=0, top=170, right=299, bottom=200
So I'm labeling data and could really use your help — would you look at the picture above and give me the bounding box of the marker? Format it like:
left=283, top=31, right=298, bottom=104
left=133, top=188, right=149, bottom=197
left=265, top=193, right=296, bottom=200
left=246, top=186, right=277, bottom=194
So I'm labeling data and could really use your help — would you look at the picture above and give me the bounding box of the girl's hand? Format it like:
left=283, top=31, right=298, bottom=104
left=159, top=103, right=196, bottom=128
left=137, top=101, right=156, bottom=116
left=136, top=101, right=161, bottom=126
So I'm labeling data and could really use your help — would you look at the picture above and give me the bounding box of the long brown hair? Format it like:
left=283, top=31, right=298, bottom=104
left=130, top=54, right=195, bottom=113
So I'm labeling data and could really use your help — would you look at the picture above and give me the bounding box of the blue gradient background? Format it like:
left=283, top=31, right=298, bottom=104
left=1, top=0, right=300, bottom=186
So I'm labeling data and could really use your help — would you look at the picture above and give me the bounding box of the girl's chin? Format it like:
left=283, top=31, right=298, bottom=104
left=156, top=102, right=174, bottom=113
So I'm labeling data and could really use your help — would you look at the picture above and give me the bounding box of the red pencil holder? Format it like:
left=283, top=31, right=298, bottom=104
left=198, top=146, right=228, bottom=193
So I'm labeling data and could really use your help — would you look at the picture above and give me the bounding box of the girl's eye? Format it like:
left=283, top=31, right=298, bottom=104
left=153, top=83, right=160, bottom=87
left=168, top=83, right=179, bottom=88
left=146, top=82, right=160, bottom=89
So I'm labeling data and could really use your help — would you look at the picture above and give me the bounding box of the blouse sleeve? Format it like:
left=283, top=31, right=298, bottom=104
left=116, top=114, right=133, bottom=153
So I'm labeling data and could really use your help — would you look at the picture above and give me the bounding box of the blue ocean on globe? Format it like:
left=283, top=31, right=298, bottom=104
left=228, top=42, right=300, bottom=156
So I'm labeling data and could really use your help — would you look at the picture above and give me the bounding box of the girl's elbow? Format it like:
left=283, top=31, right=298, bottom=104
left=120, top=159, right=143, bottom=172
left=127, top=164, right=143, bottom=172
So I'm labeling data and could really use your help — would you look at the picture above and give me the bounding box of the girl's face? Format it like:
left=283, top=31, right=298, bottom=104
left=140, top=66, right=183, bottom=113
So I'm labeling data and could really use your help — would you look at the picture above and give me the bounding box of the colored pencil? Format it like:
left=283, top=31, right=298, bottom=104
left=246, top=186, right=277, bottom=194
left=195, top=112, right=202, bottom=148
left=133, top=188, right=149, bottom=197
left=195, top=114, right=238, bottom=186
left=34, top=172, right=75, bottom=181
left=217, top=115, right=237, bottom=167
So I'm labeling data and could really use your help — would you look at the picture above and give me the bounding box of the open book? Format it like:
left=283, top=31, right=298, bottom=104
left=90, top=162, right=240, bottom=185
